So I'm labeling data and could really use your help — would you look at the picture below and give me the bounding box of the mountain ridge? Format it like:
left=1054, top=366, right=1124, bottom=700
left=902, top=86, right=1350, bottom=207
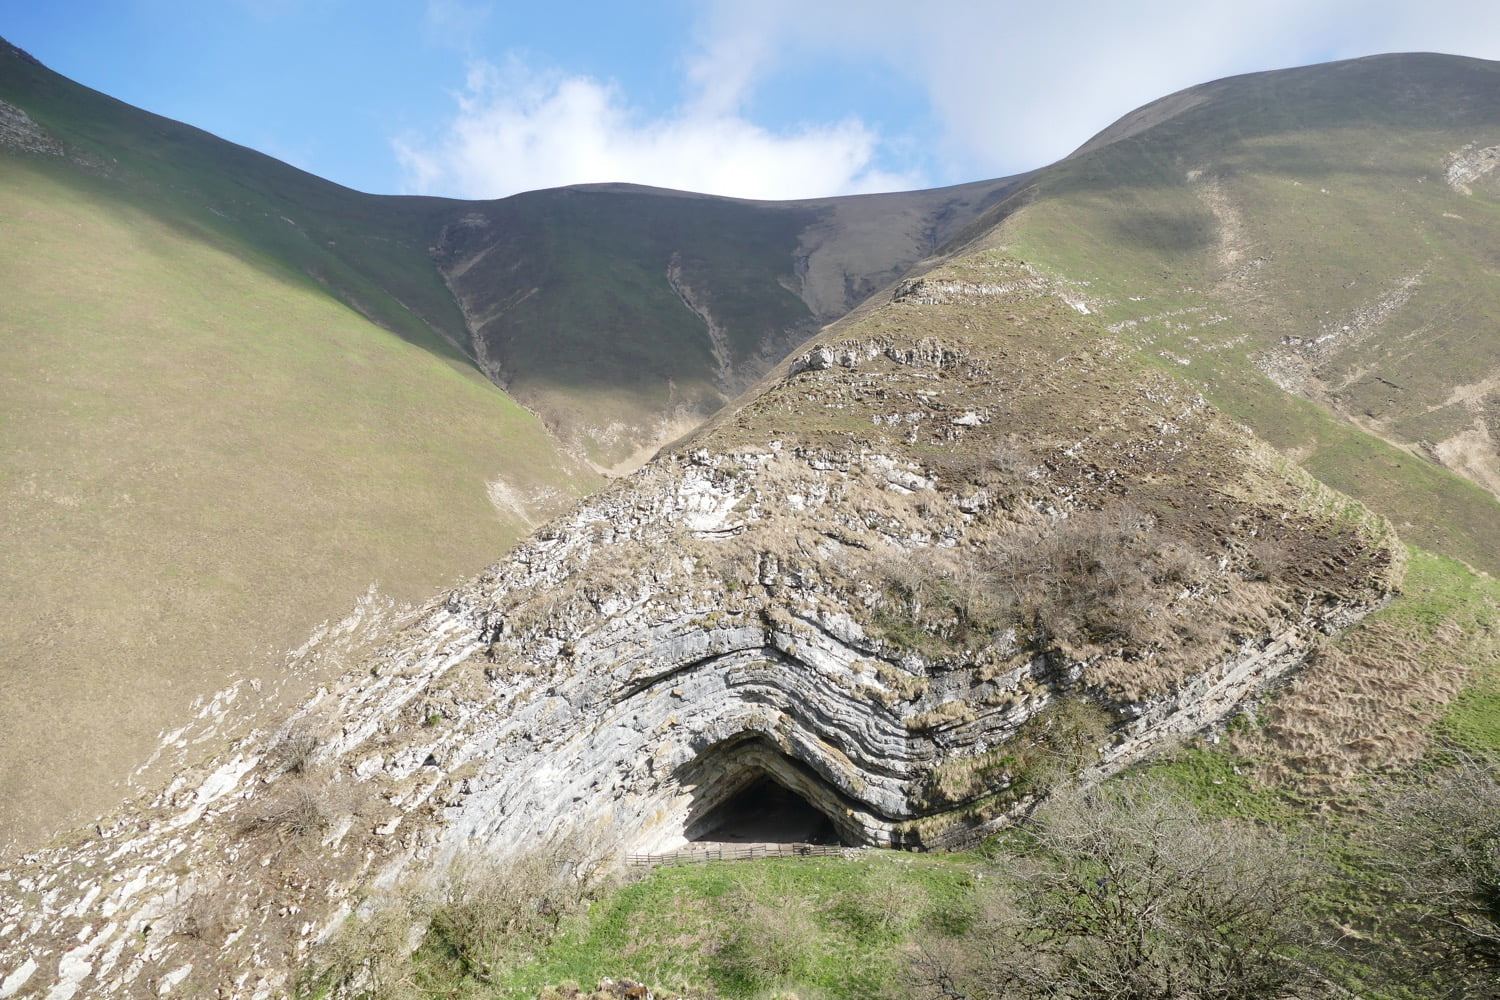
left=948, top=50, right=1500, bottom=576
left=0, top=34, right=1020, bottom=852
left=1, top=44, right=1499, bottom=998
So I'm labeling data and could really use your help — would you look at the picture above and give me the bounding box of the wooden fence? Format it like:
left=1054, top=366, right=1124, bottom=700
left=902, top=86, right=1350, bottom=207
left=625, top=843, right=851, bottom=867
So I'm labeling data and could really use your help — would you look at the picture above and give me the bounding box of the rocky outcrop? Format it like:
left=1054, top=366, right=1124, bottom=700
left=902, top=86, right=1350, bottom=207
left=0, top=252, right=1401, bottom=998
left=1444, top=142, right=1500, bottom=195
left=0, top=100, right=63, bottom=157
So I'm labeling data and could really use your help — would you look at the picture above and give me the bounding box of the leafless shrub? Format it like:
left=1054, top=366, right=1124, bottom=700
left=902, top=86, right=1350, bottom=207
left=876, top=498, right=1234, bottom=682
left=1152, top=538, right=1208, bottom=586
left=714, top=889, right=828, bottom=989
left=429, top=837, right=608, bottom=984
left=877, top=500, right=1187, bottom=657
left=905, top=876, right=1018, bottom=1000
left=711, top=545, right=760, bottom=594
left=878, top=547, right=1009, bottom=653
left=947, top=559, right=1008, bottom=630
left=298, top=893, right=431, bottom=1000
left=1243, top=533, right=1293, bottom=583
left=885, top=549, right=938, bottom=609
left=913, top=780, right=1321, bottom=1000
left=267, top=717, right=327, bottom=775
left=1006, top=698, right=1113, bottom=796
left=859, top=863, right=932, bottom=934
left=1370, top=756, right=1500, bottom=978
left=239, top=777, right=339, bottom=841
left=986, top=507, right=1156, bottom=648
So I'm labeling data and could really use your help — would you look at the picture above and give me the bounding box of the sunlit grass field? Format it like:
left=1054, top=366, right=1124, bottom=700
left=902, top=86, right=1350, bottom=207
left=0, top=158, right=597, bottom=850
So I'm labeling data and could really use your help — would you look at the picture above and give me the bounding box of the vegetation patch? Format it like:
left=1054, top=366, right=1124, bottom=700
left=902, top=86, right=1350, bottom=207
left=1230, top=546, right=1500, bottom=789
left=446, top=853, right=980, bottom=1000
left=1146, top=740, right=1295, bottom=822
left=308, top=756, right=1500, bottom=1000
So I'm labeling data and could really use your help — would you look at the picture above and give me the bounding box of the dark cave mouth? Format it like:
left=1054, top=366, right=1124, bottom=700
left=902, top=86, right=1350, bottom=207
left=688, top=772, right=842, bottom=846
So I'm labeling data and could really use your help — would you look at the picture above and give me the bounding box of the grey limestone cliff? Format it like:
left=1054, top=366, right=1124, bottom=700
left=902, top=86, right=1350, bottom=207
left=0, top=252, right=1401, bottom=999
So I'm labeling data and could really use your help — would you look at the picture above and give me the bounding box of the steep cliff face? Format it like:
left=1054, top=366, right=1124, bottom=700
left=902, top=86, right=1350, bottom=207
left=0, top=252, right=1400, bottom=999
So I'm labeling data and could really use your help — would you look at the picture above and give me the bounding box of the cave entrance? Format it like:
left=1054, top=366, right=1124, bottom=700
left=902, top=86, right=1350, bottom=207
left=689, top=772, right=840, bottom=845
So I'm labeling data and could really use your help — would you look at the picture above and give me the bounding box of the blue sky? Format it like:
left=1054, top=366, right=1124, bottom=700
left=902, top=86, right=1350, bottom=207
left=5, top=1, right=1500, bottom=200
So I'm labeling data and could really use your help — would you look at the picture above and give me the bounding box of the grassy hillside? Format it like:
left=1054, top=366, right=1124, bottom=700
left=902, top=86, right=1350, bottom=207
left=2, top=47, right=1498, bottom=998
left=974, top=53, right=1500, bottom=574
left=437, top=179, right=1019, bottom=470
left=0, top=53, right=600, bottom=852
left=0, top=36, right=1017, bottom=850
left=0, top=38, right=473, bottom=362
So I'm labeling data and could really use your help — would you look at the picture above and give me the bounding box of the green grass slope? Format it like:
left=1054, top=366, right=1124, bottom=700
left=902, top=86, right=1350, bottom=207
left=974, top=52, right=1500, bottom=574
left=0, top=55, right=600, bottom=852
left=0, top=38, right=473, bottom=364
left=0, top=34, right=1015, bottom=851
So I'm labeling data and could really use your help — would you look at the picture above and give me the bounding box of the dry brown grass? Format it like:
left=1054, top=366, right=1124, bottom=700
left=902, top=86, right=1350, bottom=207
left=1228, top=549, right=1499, bottom=792
left=1234, top=618, right=1474, bottom=791
left=266, top=716, right=331, bottom=775
left=237, top=772, right=350, bottom=843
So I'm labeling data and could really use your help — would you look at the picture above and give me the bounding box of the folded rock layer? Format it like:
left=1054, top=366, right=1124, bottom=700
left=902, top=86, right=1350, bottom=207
left=0, top=253, right=1401, bottom=998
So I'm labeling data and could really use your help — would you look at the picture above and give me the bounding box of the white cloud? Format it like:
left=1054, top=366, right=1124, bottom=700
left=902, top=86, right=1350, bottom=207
left=398, top=0, right=1500, bottom=200
left=395, top=56, right=921, bottom=201
left=689, top=0, right=1500, bottom=182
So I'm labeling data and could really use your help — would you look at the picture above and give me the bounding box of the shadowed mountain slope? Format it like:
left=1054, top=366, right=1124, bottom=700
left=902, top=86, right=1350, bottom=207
left=0, top=40, right=603, bottom=853
left=1, top=36, right=1021, bottom=471
left=434, top=177, right=1020, bottom=469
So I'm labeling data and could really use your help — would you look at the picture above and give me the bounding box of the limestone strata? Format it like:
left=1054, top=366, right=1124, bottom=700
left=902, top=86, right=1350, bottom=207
left=0, top=256, right=1401, bottom=997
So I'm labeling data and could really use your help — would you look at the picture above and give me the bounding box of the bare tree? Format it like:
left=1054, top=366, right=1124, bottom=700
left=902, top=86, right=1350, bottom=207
left=919, top=781, right=1321, bottom=1000
left=1372, top=755, right=1500, bottom=990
